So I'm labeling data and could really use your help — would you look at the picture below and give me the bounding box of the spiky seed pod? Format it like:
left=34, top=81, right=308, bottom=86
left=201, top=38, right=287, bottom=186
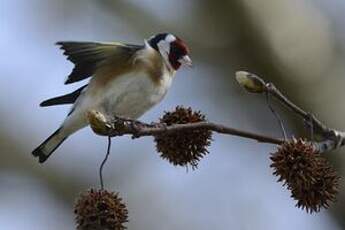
left=74, top=189, right=128, bottom=230
left=270, top=138, right=340, bottom=213
left=154, top=106, right=212, bottom=169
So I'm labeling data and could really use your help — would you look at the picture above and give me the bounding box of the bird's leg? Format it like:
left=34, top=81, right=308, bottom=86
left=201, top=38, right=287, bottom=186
left=113, top=116, right=143, bottom=127
left=112, top=116, right=146, bottom=137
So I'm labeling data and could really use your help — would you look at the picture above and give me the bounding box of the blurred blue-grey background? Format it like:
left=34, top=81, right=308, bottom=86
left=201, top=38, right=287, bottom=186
left=1, top=0, right=345, bottom=229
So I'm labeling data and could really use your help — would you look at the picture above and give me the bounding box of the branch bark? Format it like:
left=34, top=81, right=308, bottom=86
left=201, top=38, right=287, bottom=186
left=87, top=110, right=345, bottom=155
left=87, top=110, right=284, bottom=145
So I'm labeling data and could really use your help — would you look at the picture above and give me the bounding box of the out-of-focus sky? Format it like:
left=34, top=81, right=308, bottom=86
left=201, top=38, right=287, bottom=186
left=1, top=0, right=345, bottom=229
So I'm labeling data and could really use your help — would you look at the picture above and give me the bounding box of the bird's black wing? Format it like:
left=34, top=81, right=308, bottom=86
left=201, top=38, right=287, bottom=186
left=40, top=85, right=87, bottom=107
left=56, top=41, right=142, bottom=84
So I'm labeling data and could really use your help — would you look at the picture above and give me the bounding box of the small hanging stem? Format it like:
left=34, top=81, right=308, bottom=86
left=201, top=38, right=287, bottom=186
left=99, top=136, right=112, bottom=190
left=266, top=92, right=287, bottom=140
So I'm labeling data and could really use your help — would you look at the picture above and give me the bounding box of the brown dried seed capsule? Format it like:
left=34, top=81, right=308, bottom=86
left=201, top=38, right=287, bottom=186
left=154, top=106, right=212, bottom=169
left=74, top=189, right=128, bottom=230
left=270, top=138, right=340, bottom=213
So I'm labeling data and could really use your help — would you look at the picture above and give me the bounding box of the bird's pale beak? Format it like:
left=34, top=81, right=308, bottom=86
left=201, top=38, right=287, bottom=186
left=178, top=55, right=193, bottom=67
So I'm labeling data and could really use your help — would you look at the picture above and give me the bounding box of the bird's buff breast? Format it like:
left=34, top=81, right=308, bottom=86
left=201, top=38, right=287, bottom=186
left=90, top=71, right=173, bottom=119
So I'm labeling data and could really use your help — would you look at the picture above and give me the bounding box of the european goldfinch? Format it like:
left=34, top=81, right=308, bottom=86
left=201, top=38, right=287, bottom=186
left=32, top=33, right=192, bottom=163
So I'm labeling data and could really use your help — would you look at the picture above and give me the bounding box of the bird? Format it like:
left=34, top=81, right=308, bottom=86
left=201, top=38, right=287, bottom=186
left=32, top=33, right=192, bottom=163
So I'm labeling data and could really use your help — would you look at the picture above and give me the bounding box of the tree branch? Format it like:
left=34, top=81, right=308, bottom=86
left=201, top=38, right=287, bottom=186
left=85, top=71, right=345, bottom=155
left=86, top=111, right=345, bottom=155
left=87, top=110, right=284, bottom=145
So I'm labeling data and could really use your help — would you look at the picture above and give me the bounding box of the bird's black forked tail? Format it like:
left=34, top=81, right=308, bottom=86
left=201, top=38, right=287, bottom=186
left=32, top=128, right=67, bottom=163
left=40, top=84, right=87, bottom=107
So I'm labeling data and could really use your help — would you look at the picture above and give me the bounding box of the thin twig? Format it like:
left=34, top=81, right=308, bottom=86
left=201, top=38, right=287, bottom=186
left=235, top=71, right=345, bottom=151
left=265, top=83, right=330, bottom=135
left=307, top=113, right=315, bottom=141
left=265, top=92, right=287, bottom=140
left=99, top=136, right=112, bottom=190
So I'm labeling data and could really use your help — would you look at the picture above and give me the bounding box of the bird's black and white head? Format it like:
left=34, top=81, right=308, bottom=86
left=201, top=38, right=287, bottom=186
left=147, top=33, right=192, bottom=71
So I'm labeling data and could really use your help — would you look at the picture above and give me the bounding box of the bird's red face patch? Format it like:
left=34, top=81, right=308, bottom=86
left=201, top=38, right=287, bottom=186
left=168, top=38, right=190, bottom=70
left=147, top=33, right=191, bottom=71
